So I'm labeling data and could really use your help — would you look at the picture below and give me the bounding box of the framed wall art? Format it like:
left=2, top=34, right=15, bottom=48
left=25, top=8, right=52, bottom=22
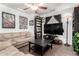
left=29, top=20, right=34, bottom=26
left=2, top=12, right=15, bottom=28
left=19, top=16, right=28, bottom=29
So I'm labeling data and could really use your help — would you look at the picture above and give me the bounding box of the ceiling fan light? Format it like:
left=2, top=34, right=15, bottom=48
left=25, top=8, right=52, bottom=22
left=24, top=3, right=38, bottom=11
left=31, top=6, right=38, bottom=11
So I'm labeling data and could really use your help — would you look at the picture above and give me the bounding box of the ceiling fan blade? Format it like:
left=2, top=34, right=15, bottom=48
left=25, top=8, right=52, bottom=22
left=23, top=7, right=30, bottom=10
left=38, top=6, right=47, bottom=10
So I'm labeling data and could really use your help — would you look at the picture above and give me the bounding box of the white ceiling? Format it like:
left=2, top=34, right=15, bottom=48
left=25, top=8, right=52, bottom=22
left=2, top=3, right=74, bottom=14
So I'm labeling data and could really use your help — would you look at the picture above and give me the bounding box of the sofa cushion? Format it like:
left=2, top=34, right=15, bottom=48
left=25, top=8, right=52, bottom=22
left=19, top=32, right=32, bottom=39
left=0, top=34, right=7, bottom=41
left=7, top=39, right=16, bottom=45
left=0, top=46, right=33, bottom=56
left=0, top=46, right=25, bottom=56
left=0, top=33, right=13, bottom=41
left=20, top=32, right=26, bottom=36
left=14, top=41, right=27, bottom=46
left=13, top=38, right=31, bottom=46
left=0, top=41, right=12, bottom=51
left=12, top=32, right=21, bottom=38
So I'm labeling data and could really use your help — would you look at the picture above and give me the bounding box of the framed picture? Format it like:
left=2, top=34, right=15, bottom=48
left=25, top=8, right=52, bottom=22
left=2, top=12, right=15, bottom=28
left=19, top=16, right=28, bottom=29
left=29, top=20, right=34, bottom=26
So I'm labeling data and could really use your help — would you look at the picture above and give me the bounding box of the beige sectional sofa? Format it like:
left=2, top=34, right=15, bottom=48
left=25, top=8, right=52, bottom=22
left=0, top=32, right=34, bottom=48
left=0, top=32, right=34, bottom=56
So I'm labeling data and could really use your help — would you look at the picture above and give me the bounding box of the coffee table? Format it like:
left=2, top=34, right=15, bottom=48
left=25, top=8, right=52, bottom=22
left=29, top=39, right=54, bottom=56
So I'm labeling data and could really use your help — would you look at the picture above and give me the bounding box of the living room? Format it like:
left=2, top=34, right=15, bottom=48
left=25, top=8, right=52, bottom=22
left=0, top=2, right=79, bottom=56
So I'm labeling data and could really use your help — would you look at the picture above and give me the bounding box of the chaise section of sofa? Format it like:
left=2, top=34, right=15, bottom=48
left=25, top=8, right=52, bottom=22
left=0, top=41, right=34, bottom=56
left=0, top=32, right=34, bottom=48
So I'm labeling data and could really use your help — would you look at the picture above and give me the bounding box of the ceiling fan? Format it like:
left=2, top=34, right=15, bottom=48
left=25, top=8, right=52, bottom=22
left=23, top=3, right=48, bottom=12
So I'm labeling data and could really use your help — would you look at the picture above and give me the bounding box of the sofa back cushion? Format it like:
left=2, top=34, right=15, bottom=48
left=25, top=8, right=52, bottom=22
left=0, top=34, right=5, bottom=41
left=12, top=32, right=21, bottom=38
left=0, top=32, right=32, bottom=43
left=2, top=33, right=12, bottom=39
left=0, top=33, right=11, bottom=41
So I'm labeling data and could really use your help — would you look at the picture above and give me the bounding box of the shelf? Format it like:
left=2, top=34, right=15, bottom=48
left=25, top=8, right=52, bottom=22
left=35, top=16, right=42, bottom=39
left=36, top=31, right=42, bottom=33
left=36, top=26, right=41, bottom=27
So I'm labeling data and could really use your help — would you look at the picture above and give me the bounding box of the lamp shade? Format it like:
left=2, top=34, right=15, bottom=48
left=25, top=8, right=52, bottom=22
left=63, top=13, right=72, bottom=22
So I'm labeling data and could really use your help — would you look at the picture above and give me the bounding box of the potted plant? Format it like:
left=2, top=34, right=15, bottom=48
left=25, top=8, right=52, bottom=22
left=73, top=32, right=79, bottom=52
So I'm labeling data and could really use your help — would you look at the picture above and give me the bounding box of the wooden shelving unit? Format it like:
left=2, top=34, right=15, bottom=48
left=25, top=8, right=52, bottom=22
left=34, top=16, right=42, bottom=39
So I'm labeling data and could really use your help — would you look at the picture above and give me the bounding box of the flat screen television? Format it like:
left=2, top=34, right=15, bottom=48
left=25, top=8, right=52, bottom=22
left=44, top=23, right=64, bottom=35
